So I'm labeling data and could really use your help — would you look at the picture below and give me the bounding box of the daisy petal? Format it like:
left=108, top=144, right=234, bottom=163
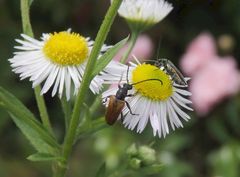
left=101, top=56, right=192, bottom=138
left=9, top=31, right=110, bottom=100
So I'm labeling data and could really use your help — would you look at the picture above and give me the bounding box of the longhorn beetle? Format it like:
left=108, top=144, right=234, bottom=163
left=104, top=66, right=163, bottom=125
left=148, top=59, right=187, bottom=86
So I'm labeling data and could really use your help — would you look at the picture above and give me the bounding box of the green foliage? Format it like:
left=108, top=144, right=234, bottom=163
left=77, top=117, right=108, bottom=139
left=137, top=164, right=163, bottom=175
left=29, top=0, right=33, bottom=6
left=27, top=153, right=65, bottom=162
left=207, top=117, right=231, bottom=143
left=209, top=142, right=240, bottom=177
left=91, top=36, right=129, bottom=78
left=95, top=162, right=106, bottom=177
left=138, top=146, right=157, bottom=165
left=0, top=87, right=60, bottom=155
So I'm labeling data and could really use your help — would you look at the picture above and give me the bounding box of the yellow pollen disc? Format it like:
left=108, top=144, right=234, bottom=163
left=43, top=32, right=89, bottom=65
left=132, top=64, right=173, bottom=100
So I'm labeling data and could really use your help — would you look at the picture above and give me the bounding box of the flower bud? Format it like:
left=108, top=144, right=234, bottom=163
left=129, top=158, right=142, bottom=169
left=126, top=143, right=138, bottom=157
left=138, top=146, right=157, bottom=165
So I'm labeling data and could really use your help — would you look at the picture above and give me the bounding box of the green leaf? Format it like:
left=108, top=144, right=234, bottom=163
left=91, top=36, right=129, bottom=78
left=208, top=143, right=240, bottom=177
left=82, top=102, right=91, bottom=123
left=207, top=117, right=231, bottom=143
left=76, top=117, right=108, bottom=139
left=27, top=153, right=65, bottom=162
left=29, top=0, right=34, bottom=6
left=95, top=162, right=106, bottom=177
left=0, top=87, right=60, bottom=155
left=226, top=98, right=240, bottom=134
left=139, top=164, right=164, bottom=175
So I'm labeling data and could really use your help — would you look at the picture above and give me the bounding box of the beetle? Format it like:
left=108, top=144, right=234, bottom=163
left=148, top=59, right=187, bottom=86
left=104, top=66, right=163, bottom=125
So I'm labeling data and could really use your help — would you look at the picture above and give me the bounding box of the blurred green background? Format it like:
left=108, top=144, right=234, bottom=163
left=1, top=0, right=240, bottom=177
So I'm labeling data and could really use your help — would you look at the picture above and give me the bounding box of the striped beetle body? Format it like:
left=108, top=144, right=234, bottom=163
left=154, top=59, right=187, bottom=86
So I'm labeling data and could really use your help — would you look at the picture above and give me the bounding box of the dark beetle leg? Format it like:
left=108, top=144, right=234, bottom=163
left=125, top=101, right=139, bottom=115
left=102, top=96, right=110, bottom=104
left=126, top=94, right=134, bottom=97
left=120, top=112, right=124, bottom=123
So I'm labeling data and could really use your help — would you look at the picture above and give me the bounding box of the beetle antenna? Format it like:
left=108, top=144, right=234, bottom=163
left=156, top=38, right=162, bottom=59
left=132, top=79, right=163, bottom=86
left=146, top=59, right=157, bottom=64
left=126, top=65, right=130, bottom=84
left=118, top=71, right=124, bottom=85
left=145, top=39, right=162, bottom=65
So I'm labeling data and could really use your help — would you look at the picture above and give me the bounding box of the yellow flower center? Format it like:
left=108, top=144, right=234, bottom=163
left=43, top=32, right=89, bottom=66
left=132, top=64, right=173, bottom=100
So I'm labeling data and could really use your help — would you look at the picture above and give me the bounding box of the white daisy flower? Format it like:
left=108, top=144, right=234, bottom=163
left=115, top=0, right=173, bottom=31
left=101, top=58, right=193, bottom=138
left=9, top=30, right=110, bottom=100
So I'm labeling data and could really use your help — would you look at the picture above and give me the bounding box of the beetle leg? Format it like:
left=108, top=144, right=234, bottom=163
left=127, top=92, right=139, bottom=97
left=120, top=112, right=124, bottom=123
left=102, top=96, right=110, bottom=104
left=125, top=101, right=139, bottom=115
left=126, top=94, right=134, bottom=97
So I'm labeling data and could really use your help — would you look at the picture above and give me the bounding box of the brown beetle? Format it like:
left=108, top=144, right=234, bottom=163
left=105, top=95, right=125, bottom=125
left=104, top=66, right=163, bottom=125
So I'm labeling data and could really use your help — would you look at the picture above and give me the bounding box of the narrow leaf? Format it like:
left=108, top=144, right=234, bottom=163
left=29, top=0, right=34, bottom=6
left=27, top=153, right=64, bottom=162
left=10, top=114, right=58, bottom=154
left=91, top=36, right=129, bottom=78
left=138, top=164, right=163, bottom=175
left=95, top=162, right=106, bottom=177
left=76, top=117, right=108, bottom=139
left=0, top=87, right=60, bottom=154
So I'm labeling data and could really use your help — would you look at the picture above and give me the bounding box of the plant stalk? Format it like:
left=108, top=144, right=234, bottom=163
left=60, top=96, right=71, bottom=132
left=60, top=0, right=123, bottom=176
left=120, top=31, right=139, bottom=63
left=20, top=0, right=53, bottom=136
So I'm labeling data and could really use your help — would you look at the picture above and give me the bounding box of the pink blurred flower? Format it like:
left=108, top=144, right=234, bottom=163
left=114, top=35, right=154, bottom=63
left=190, top=56, right=240, bottom=116
left=180, top=33, right=216, bottom=76
left=180, top=32, right=240, bottom=116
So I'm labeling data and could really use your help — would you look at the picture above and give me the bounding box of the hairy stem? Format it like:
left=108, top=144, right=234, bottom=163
left=59, top=0, right=122, bottom=176
left=120, top=31, right=139, bottom=63
left=88, top=31, right=139, bottom=121
left=60, top=96, right=71, bottom=132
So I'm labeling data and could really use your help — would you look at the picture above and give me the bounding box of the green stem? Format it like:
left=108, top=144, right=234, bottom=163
left=20, top=0, right=33, bottom=36
left=89, top=95, right=102, bottom=117
left=34, top=87, right=54, bottom=135
left=52, top=164, right=66, bottom=177
left=85, top=31, right=139, bottom=124
left=120, top=31, right=139, bottom=63
left=20, top=0, right=53, bottom=135
left=60, top=0, right=122, bottom=175
left=60, top=96, right=71, bottom=132
left=88, top=32, right=139, bottom=120
left=76, top=117, right=107, bottom=139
